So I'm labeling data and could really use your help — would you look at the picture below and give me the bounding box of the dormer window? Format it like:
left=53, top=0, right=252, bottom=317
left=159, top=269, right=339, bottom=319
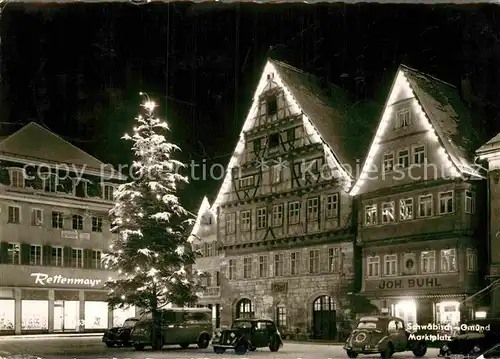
left=266, top=95, right=277, bottom=115
left=44, top=173, right=58, bottom=193
left=9, top=168, right=25, bottom=188
left=73, top=179, right=88, bottom=198
left=102, top=184, right=115, bottom=201
left=396, top=109, right=411, bottom=128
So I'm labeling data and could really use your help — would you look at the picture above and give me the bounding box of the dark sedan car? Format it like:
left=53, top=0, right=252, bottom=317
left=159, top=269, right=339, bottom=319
left=439, top=320, right=500, bottom=358
left=102, top=317, right=139, bottom=347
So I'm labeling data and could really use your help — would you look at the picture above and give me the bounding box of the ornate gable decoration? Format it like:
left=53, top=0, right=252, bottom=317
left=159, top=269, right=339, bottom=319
left=212, top=60, right=352, bottom=211
left=350, top=66, right=481, bottom=197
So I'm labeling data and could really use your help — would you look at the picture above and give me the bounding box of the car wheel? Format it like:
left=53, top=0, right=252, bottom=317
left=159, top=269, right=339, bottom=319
left=380, top=343, right=394, bottom=359
left=213, top=346, right=226, bottom=354
left=180, top=343, right=190, bottom=349
left=105, top=342, right=114, bottom=348
left=346, top=350, right=358, bottom=358
left=134, top=344, right=145, bottom=351
left=412, top=341, right=427, bottom=357
left=198, top=334, right=210, bottom=349
left=269, top=338, right=280, bottom=352
left=235, top=342, right=248, bottom=355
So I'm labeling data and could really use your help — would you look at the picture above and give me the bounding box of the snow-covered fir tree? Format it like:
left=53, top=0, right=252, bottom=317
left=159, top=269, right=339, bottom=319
left=104, top=95, right=203, bottom=345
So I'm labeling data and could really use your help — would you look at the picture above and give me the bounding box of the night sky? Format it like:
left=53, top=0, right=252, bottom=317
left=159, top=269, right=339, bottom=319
left=1, top=3, right=500, bottom=210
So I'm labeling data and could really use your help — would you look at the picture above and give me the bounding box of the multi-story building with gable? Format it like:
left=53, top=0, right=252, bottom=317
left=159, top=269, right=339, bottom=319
left=350, top=65, right=487, bottom=327
left=200, top=59, right=380, bottom=340
left=0, top=122, right=130, bottom=335
left=476, top=132, right=500, bottom=318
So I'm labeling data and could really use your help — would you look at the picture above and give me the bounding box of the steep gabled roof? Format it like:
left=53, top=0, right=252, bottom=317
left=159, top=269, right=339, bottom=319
left=0, top=122, right=125, bottom=179
left=350, top=64, right=484, bottom=196
left=401, top=65, right=482, bottom=176
left=211, top=58, right=380, bottom=210
left=270, top=59, right=381, bottom=170
left=189, top=196, right=211, bottom=240
left=476, top=132, right=500, bottom=158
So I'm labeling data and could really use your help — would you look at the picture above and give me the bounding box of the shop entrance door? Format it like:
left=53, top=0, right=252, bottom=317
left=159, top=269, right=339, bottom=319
left=53, top=300, right=79, bottom=332
left=54, top=301, right=64, bottom=332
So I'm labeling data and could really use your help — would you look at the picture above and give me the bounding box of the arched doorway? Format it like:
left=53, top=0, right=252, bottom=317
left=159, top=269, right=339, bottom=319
left=312, top=295, right=336, bottom=339
left=235, top=299, right=254, bottom=319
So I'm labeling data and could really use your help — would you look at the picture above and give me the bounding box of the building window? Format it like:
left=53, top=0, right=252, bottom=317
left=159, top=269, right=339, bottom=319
left=440, top=249, right=457, bottom=272
left=30, top=209, right=42, bottom=226
left=467, top=249, right=477, bottom=272
left=383, top=152, right=395, bottom=173
left=72, top=215, right=83, bottom=230
left=92, top=217, right=103, bottom=232
left=72, top=249, right=83, bottom=268
left=52, top=212, right=63, bottom=228
left=271, top=165, right=282, bottom=183
left=465, top=191, right=475, bottom=214
left=52, top=247, right=63, bottom=267
left=309, top=249, right=320, bottom=274
left=419, top=195, right=433, bottom=217
left=256, top=208, right=267, bottom=229
left=288, top=201, right=300, bottom=224
left=325, top=194, right=339, bottom=218
left=413, top=145, right=426, bottom=164
left=439, top=191, right=454, bottom=214
left=290, top=252, right=300, bottom=275
left=367, top=256, right=380, bottom=277
left=396, top=109, right=411, bottom=128
left=267, top=95, right=277, bottom=115
left=276, top=306, right=287, bottom=329
left=9, top=168, right=25, bottom=188
left=225, top=213, right=236, bottom=234
left=206, top=243, right=213, bottom=257
left=399, top=198, right=413, bottom=221
left=384, top=254, right=397, bottom=276
left=397, top=149, right=410, bottom=169
left=328, top=248, right=340, bottom=273
left=7, top=243, right=20, bottom=264
left=102, top=184, right=114, bottom=201
left=307, top=197, right=319, bottom=221
left=268, top=133, right=280, bottom=150
left=365, top=204, right=377, bottom=226
left=30, top=245, right=42, bottom=266
left=92, top=250, right=102, bottom=269
left=274, top=253, right=284, bottom=277
left=421, top=251, right=436, bottom=273
left=239, top=176, right=254, bottom=189
left=381, top=202, right=395, bottom=223
left=243, top=257, right=252, bottom=279
left=44, top=174, right=58, bottom=193
left=259, top=255, right=268, bottom=277
left=228, top=259, right=236, bottom=280
left=240, top=210, right=251, bottom=231
left=8, top=206, right=20, bottom=224
left=272, top=204, right=283, bottom=227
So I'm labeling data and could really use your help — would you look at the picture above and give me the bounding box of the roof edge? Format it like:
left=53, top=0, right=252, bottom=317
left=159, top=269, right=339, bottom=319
left=399, top=64, right=457, bottom=89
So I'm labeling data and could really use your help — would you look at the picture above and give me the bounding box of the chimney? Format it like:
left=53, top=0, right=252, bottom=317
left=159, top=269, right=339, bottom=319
left=460, top=74, right=473, bottom=107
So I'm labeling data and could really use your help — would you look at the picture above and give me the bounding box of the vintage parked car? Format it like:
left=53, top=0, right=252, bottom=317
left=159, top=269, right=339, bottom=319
left=211, top=318, right=283, bottom=354
left=130, top=308, right=212, bottom=351
left=102, top=317, right=139, bottom=347
left=439, top=319, right=500, bottom=358
left=476, top=343, right=500, bottom=359
left=344, top=315, right=427, bottom=358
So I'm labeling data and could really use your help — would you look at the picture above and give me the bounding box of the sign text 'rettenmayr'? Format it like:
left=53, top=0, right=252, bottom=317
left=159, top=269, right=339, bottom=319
left=31, top=273, right=102, bottom=287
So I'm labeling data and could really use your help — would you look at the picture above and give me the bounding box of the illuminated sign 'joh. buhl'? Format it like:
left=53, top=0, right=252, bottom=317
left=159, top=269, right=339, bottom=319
left=31, top=272, right=103, bottom=287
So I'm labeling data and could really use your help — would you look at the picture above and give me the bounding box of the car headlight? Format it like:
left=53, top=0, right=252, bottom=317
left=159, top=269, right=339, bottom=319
left=216, top=332, right=221, bottom=337
left=473, top=346, right=481, bottom=352
left=230, top=332, right=235, bottom=338
left=442, top=345, right=449, bottom=352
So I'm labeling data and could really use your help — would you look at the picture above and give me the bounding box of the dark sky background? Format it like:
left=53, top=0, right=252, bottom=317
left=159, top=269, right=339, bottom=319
left=1, top=3, right=500, bottom=211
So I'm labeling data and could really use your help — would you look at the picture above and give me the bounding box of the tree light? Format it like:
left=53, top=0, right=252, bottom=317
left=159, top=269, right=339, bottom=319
left=143, top=100, right=156, bottom=112
left=121, top=295, right=126, bottom=300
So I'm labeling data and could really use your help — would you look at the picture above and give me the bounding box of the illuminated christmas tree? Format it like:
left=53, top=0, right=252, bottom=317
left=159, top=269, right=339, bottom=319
left=104, top=94, right=203, bottom=350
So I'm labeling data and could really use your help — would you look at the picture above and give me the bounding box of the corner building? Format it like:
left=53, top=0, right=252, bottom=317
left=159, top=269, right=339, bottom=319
left=350, top=65, right=487, bottom=328
left=0, top=122, right=132, bottom=335
left=197, top=59, right=378, bottom=340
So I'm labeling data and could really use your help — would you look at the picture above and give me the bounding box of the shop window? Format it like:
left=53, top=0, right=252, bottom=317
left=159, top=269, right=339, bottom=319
left=21, top=300, right=48, bottom=330
left=394, top=300, right=416, bottom=326
left=0, top=299, right=15, bottom=330
left=436, top=301, right=460, bottom=327
left=113, top=306, right=136, bottom=327
left=85, top=302, right=109, bottom=329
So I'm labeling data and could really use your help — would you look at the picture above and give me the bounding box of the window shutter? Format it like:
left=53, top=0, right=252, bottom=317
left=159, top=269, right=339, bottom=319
left=43, top=245, right=52, bottom=266
left=85, top=249, right=92, bottom=268
left=0, top=242, right=7, bottom=263
left=63, top=246, right=72, bottom=267
left=20, top=243, right=30, bottom=265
